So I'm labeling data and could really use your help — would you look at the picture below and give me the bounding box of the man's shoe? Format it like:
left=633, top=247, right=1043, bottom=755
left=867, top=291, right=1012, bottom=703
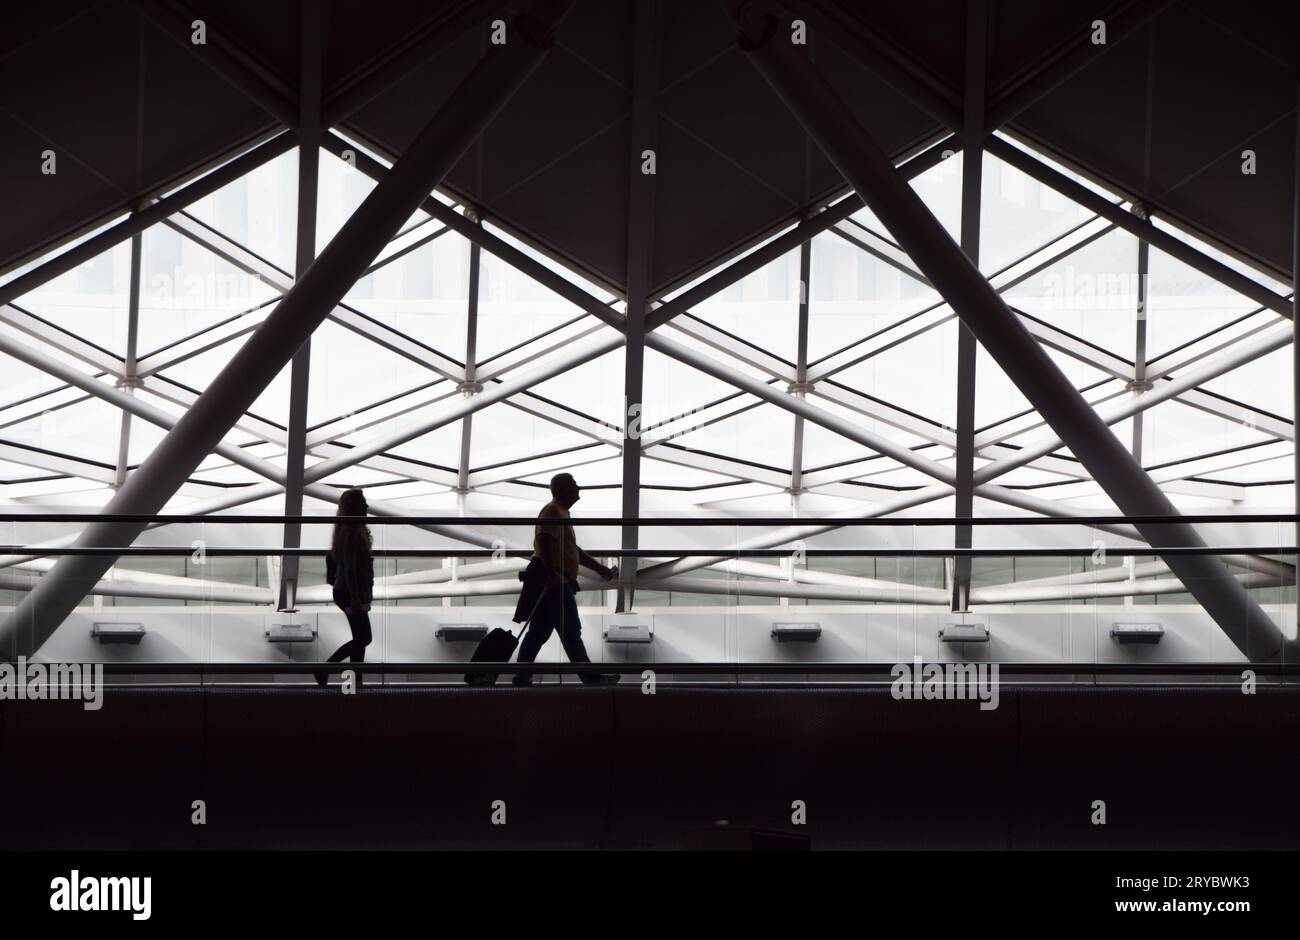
left=511, top=674, right=534, bottom=687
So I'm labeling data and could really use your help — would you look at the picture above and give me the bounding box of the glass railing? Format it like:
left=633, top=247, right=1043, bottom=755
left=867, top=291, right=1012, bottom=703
left=0, top=512, right=1296, bottom=684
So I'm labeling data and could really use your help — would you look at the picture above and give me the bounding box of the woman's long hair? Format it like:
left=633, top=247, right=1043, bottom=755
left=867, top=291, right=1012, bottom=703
left=331, top=488, right=372, bottom=561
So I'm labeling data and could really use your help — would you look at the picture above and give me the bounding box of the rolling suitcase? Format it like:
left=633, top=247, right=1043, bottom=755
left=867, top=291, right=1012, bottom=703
left=464, top=581, right=548, bottom=685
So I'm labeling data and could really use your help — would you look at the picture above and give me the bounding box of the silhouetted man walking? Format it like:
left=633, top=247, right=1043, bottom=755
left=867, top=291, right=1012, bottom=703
left=513, top=472, right=619, bottom=685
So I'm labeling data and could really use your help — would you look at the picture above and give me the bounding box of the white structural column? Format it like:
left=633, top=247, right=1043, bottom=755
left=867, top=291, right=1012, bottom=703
left=787, top=38, right=817, bottom=547
left=1131, top=233, right=1151, bottom=462
left=1293, top=75, right=1300, bottom=637
left=618, top=0, right=660, bottom=611
left=458, top=235, right=483, bottom=496
left=278, top=0, right=323, bottom=610
left=789, top=238, right=811, bottom=501
left=455, top=32, right=488, bottom=520
left=952, top=0, right=986, bottom=611
left=114, top=232, right=143, bottom=489
left=1131, top=21, right=1157, bottom=464
left=114, top=21, right=148, bottom=490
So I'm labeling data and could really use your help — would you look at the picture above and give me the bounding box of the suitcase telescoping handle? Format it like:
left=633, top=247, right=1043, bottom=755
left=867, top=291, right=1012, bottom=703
left=514, top=582, right=550, bottom=640
left=515, top=563, right=616, bottom=639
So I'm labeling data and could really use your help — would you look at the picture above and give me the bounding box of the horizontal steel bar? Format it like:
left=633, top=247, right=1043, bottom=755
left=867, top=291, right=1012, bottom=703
left=0, top=514, right=1295, bottom=527
left=2, top=546, right=1295, bottom=558
left=81, top=662, right=1299, bottom=677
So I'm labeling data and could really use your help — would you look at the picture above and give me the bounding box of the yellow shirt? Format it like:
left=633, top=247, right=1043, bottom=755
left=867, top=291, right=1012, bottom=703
left=534, top=500, right=579, bottom=581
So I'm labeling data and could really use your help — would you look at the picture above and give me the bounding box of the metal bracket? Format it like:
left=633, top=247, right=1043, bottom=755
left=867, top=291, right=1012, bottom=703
left=1111, top=622, right=1164, bottom=644
left=266, top=623, right=316, bottom=644
left=939, top=622, right=990, bottom=644
left=91, top=622, right=145, bottom=644
left=771, top=622, right=821, bottom=642
left=436, top=623, right=490, bottom=642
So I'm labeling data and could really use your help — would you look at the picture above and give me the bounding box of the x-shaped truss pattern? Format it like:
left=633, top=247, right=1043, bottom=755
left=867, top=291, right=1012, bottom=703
left=0, top=131, right=1292, bottom=595
left=0, top=0, right=1294, bottom=648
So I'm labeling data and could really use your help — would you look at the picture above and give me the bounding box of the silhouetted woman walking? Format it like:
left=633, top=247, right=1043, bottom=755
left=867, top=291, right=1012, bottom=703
left=317, top=488, right=374, bottom=687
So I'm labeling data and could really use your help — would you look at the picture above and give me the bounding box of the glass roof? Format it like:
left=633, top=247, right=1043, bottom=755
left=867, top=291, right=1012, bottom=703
left=0, top=136, right=1292, bottom=519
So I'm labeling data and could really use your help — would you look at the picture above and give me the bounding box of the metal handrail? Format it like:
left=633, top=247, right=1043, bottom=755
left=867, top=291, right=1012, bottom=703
left=0, top=512, right=1296, bottom=526
left=2, top=545, right=1296, bottom=557
left=88, top=661, right=1296, bottom=677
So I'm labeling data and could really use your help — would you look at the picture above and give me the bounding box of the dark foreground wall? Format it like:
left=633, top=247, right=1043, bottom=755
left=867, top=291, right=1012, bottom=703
left=1, top=686, right=1296, bottom=850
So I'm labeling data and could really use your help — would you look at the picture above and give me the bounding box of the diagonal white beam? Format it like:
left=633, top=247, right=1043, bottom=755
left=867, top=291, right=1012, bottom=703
left=973, top=324, right=1295, bottom=487
left=807, top=213, right=1287, bottom=457
left=812, top=383, right=955, bottom=450
left=504, top=394, right=623, bottom=447
left=644, top=445, right=791, bottom=489
left=0, top=441, right=119, bottom=485
left=0, top=133, right=297, bottom=300
left=474, top=318, right=608, bottom=384
left=783, top=304, right=955, bottom=389
left=466, top=446, right=614, bottom=490
left=164, top=212, right=467, bottom=381
left=0, top=327, right=489, bottom=552
left=639, top=392, right=760, bottom=448
left=971, top=570, right=1281, bottom=605
left=293, top=331, right=625, bottom=487
left=304, top=382, right=459, bottom=448
left=807, top=214, right=1117, bottom=384
left=665, top=316, right=798, bottom=383
left=987, top=135, right=1293, bottom=320
left=0, top=5, right=574, bottom=654
left=139, top=377, right=297, bottom=452
left=1, top=305, right=125, bottom=378
left=0, top=387, right=90, bottom=431
left=650, top=574, right=949, bottom=605
left=0, top=569, right=273, bottom=605
left=134, top=305, right=275, bottom=379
